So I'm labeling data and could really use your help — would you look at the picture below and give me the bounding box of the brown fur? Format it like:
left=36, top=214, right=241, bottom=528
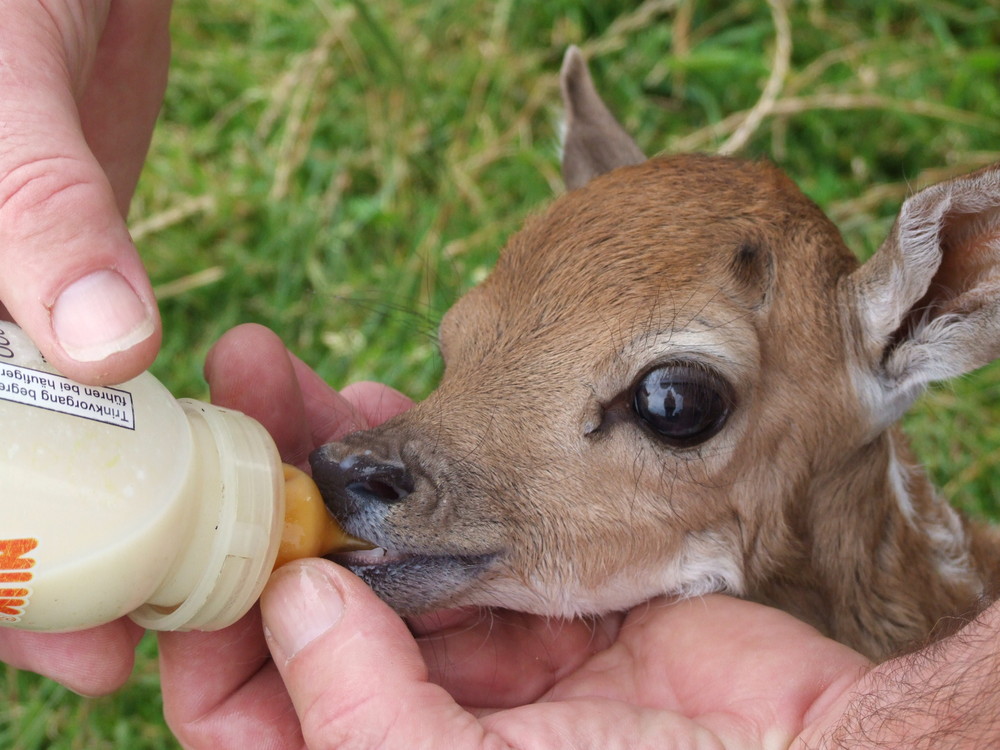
left=310, top=50, right=1000, bottom=661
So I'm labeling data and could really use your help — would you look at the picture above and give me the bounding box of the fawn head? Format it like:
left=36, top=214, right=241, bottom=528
left=311, top=48, right=1000, bottom=620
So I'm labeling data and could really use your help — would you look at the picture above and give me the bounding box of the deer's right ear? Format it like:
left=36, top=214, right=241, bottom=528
left=844, top=163, right=1000, bottom=431
left=560, top=46, right=645, bottom=191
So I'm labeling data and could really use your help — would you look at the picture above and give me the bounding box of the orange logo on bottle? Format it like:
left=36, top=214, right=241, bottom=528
left=0, top=538, right=37, bottom=622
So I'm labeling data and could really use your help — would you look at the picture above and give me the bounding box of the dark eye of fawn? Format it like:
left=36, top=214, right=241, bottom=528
left=632, top=365, right=733, bottom=446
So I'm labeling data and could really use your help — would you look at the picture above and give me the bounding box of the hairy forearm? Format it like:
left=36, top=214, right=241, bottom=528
left=803, top=601, right=1000, bottom=749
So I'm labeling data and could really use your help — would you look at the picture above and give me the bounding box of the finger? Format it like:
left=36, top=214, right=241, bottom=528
left=205, top=326, right=397, bottom=463
left=0, top=3, right=165, bottom=383
left=0, top=619, right=143, bottom=696
left=261, top=559, right=490, bottom=749
left=205, top=324, right=314, bottom=465
left=410, top=608, right=622, bottom=710
left=287, top=352, right=368, bottom=444
left=78, top=0, right=173, bottom=211
left=159, top=608, right=304, bottom=749
left=340, top=380, right=414, bottom=428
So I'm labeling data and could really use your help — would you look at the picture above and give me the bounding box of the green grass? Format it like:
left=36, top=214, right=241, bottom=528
left=3, top=0, right=999, bottom=745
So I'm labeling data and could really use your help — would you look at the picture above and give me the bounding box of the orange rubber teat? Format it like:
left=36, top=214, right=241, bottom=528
left=274, top=464, right=374, bottom=570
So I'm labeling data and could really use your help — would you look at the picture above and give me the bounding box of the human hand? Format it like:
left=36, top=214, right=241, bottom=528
left=258, top=575, right=1000, bottom=748
left=0, top=1, right=171, bottom=695
left=0, top=1, right=171, bottom=385
left=158, top=324, right=877, bottom=749
left=257, top=570, right=873, bottom=750
left=0, top=619, right=143, bottom=697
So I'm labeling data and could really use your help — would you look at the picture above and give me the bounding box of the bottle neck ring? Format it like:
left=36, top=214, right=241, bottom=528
left=130, top=400, right=284, bottom=631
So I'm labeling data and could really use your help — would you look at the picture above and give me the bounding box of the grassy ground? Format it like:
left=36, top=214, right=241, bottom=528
left=3, top=0, right=999, bottom=746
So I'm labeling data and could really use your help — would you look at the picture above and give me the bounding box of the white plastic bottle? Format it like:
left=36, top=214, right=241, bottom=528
left=0, top=321, right=309, bottom=632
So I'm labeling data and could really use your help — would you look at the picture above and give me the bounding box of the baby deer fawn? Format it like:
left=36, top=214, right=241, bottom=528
left=311, top=48, right=1000, bottom=660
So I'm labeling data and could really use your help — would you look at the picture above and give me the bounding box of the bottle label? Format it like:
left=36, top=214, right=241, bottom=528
left=0, top=539, right=38, bottom=623
left=0, top=361, right=136, bottom=430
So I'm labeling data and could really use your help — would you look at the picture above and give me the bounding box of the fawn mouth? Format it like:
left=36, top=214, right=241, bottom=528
left=332, top=546, right=411, bottom=565
left=326, top=544, right=498, bottom=613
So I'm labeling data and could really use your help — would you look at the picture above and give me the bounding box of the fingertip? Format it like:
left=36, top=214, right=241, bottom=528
left=340, top=381, right=414, bottom=427
left=205, top=324, right=313, bottom=462
left=286, top=354, right=367, bottom=445
left=261, top=559, right=422, bottom=676
left=1, top=238, right=161, bottom=386
left=262, top=561, right=347, bottom=664
left=69, top=620, right=146, bottom=697
left=204, top=323, right=285, bottom=388
left=0, top=619, right=144, bottom=697
left=50, top=269, right=158, bottom=365
left=7, top=301, right=161, bottom=387
left=260, top=560, right=455, bottom=749
left=43, top=322, right=161, bottom=388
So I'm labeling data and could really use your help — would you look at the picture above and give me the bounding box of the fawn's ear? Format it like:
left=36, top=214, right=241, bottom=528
left=846, top=163, right=1000, bottom=429
left=560, top=46, right=645, bottom=191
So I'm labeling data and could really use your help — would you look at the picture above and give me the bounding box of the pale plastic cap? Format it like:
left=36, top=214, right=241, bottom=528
left=130, top=400, right=285, bottom=631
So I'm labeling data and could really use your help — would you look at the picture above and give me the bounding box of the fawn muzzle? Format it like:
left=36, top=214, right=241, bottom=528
left=312, top=450, right=414, bottom=509
left=309, top=434, right=506, bottom=614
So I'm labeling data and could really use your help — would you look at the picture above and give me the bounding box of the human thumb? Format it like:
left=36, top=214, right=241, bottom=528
left=261, top=559, right=490, bottom=750
left=0, top=2, right=164, bottom=384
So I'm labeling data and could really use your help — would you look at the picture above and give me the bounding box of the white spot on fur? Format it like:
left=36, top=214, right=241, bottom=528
left=926, top=501, right=980, bottom=591
left=658, top=528, right=746, bottom=599
left=887, top=435, right=917, bottom=524
left=887, top=434, right=980, bottom=591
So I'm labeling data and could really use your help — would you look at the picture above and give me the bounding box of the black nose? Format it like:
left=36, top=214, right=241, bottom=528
left=309, top=448, right=414, bottom=513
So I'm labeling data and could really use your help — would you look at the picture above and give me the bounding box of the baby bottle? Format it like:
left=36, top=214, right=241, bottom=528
left=0, top=321, right=362, bottom=633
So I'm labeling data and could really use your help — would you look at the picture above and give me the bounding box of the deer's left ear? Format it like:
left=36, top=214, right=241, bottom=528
left=845, top=163, right=1000, bottom=429
left=559, top=46, right=645, bottom=191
